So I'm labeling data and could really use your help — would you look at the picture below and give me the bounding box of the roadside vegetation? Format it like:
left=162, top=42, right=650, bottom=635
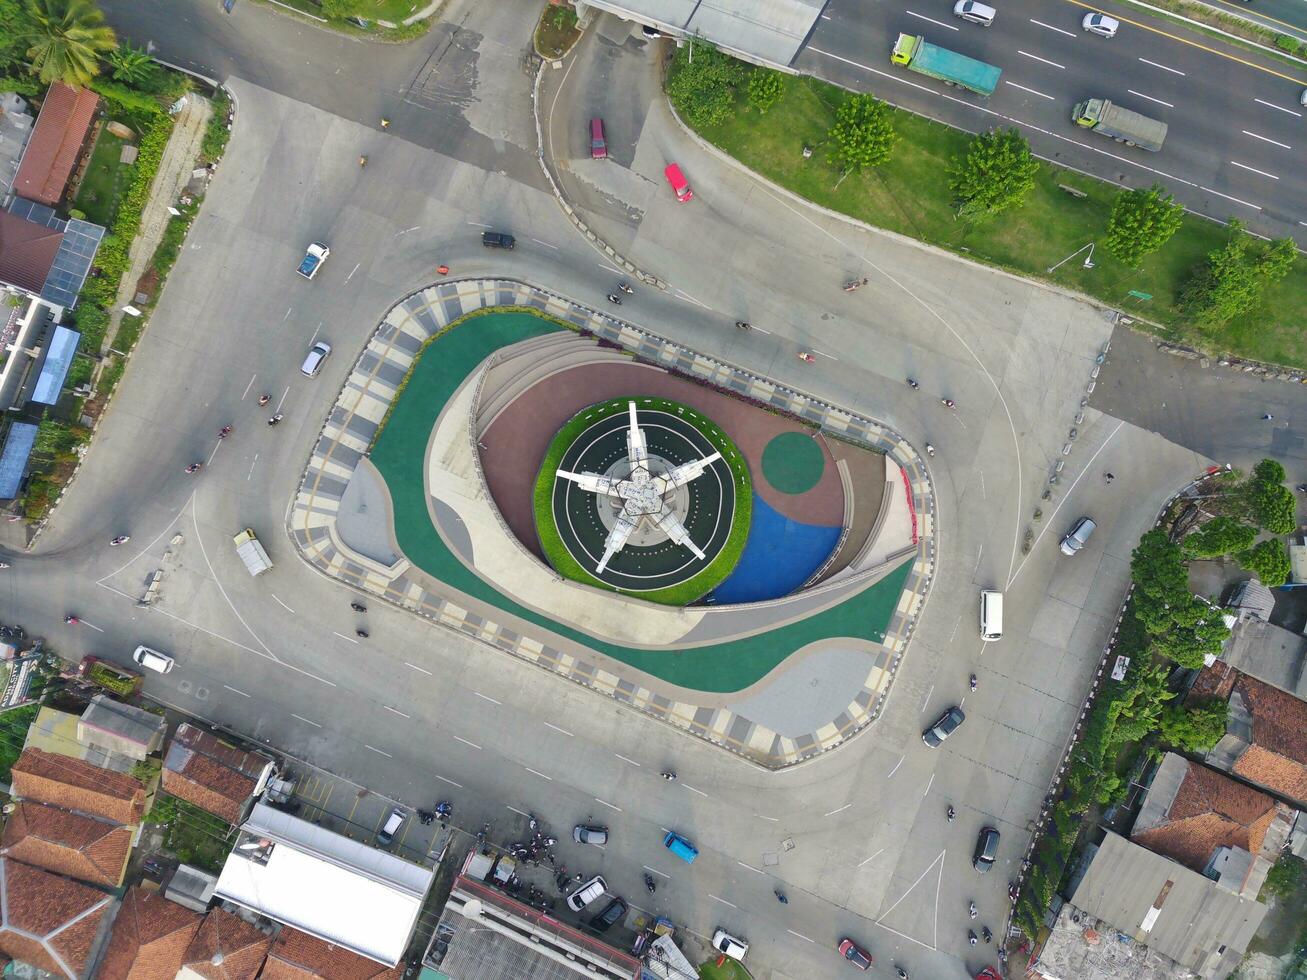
left=145, top=793, right=238, bottom=874
left=535, top=2, right=581, bottom=59
left=666, top=44, right=1305, bottom=367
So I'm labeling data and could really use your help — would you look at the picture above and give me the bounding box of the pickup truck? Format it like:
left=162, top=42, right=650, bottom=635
left=233, top=528, right=273, bottom=576
left=296, top=242, right=330, bottom=279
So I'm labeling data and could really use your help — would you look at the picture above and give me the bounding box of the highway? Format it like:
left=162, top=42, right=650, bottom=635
left=797, top=0, right=1307, bottom=244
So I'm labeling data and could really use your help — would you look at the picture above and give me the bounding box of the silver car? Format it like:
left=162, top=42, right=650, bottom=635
left=1060, top=517, right=1097, bottom=556
left=1082, top=12, right=1119, bottom=37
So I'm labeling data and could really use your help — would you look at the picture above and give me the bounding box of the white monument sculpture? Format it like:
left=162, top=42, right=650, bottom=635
left=556, top=402, right=722, bottom=574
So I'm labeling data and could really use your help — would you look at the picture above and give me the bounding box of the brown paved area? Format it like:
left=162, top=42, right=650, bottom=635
left=818, top=438, right=889, bottom=581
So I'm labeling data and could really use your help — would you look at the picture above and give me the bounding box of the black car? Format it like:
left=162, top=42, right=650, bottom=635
left=922, top=705, right=965, bottom=747
left=589, top=896, right=628, bottom=932
left=973, top=826, right=1000, bottom=872
left=482, top=231, right=515, bottom=249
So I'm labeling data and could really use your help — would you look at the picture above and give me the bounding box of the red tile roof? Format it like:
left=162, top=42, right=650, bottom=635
left=1196, top=667, right=1307, bottom=804
left=0, top=209, right=62, bottom=296
left=181, top=908, right=272, bottom=980
left=259, top=928, right=404, bottom=980
left=9, top=748, right=145, bottom=825
left=0, top=858, right=112, bottom=978
left=0, top=802, right=133, bottom=888
left=97, top=886, right=202, bottom=980
left=162, top=724, right=272, bottom=825
left=13, top=82, right=99, bottom=207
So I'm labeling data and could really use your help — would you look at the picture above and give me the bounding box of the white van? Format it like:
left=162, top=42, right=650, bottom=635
left=980, top=590, right=1003, bottom=642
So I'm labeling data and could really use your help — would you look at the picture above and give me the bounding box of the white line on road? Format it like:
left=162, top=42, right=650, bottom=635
left=643, top=865, right=669, bottom=878
left=453, top=735, right=481, bottom=750
left=755, top=814, right=779, bottom=822
left=365, top=745, right=392, bottom=758
left=750, top=325, right=772, bottom=334
left=467, top=221, right=492, bottom=227
left=1004, top=81, right=1055, bottom=101
left=710, top=895, right=738, bottom=909
left=811, top=348, right=838, bottom=361
left=292, top=714, right=321, bottom=728
left=543, top=722, right=574, bottom=736
left=282, top=308, right=293, bottom=323
left=1030, top=18, right=1076, bottom=37
left=887, top=757, right=904, bottom=778
left=787, top=929, right=817, bottom=944
left=271, top=594, right=295, bottom=613
left=395, top=226, right=419, bottom=236
left=858, top=848, right=885, bottom=868
left=1198, top=185, right=1261, bottom=209
left=246, top=454, right=258, bottom=481
left=506, top=805, right=531, bottom=817
left=307, top=322, right=322, bottom=346
left=241, top=375, right=256, bottom=398
left=433, top=773, right=463, bottom=788
left=1127, top=89, right=1174, bottom=109
left=332, top=632, right=359, bottom=644
left=683, top=784, right=709, bottom=798
left=1254, top=97, right=1301, bottom=117
left=1230, top=160, right=1280, bottom=180
left=343, top=262, right=360, bottom=284
left=404, top=663, right=432, bottom=677
left=921, top=685, right=934, bottom=711
left=674, top=288, right=711, bottom=310
left=474, top=691, right=501, bottom=705
left=923, top=773, right=935, bottom=797
left=737, top=861, right=766, bottom=875
left=1018, top=50, right=1065, bottom=69
left=531, top=238, right=559, bottom=249
left=275, top=385, right=290, bottom=413
left=77, top=621, right=104, bottom=633
left=1138, top=57, right=1185, bottom=76
left=1242, top=130, right=1291, bottom=150
left=524, top=766, right=552, bottom=781
left=614, top=754, right=642, bottom=767
left=595, top=797, right=623, bottom=812
left=384, top=706, right=410, bottom=719
left=824, top=803, right=852, bottom=817
left=979, top=472, right=986, bottom=499
left=904, top=9, right=959, bottom=30
left=223, top=685, right=250, bottom=697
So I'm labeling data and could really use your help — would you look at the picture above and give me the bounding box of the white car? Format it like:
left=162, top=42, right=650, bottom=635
left=1082, top=12, right=1120, bottom=37
left=712, top=928, right=749, bottom=960
left=132, top=645, right=174, bottom=674
left=300, top=340, right=332, bottom=377
left=953, top=0, right=996, bottom=26
left=297, top=242, right=330, bottom=279
left=566, top=874, right=607, bottom=911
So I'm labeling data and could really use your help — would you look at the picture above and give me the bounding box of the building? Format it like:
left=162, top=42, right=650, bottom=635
left=11, top=82, right=99, bottom=208
left=1131, top=753, right=1297, bottom=900
left=0, top=92, right=36, bottom=200
left=162, top=723, right=275, bottom=825
left=260, top=927, right=403, bottom=980
left=0, top=858, right=114, bottom=979
left=1212, top=588, right=1307, bottom=701
left=0, top=801, right=133, bottom=888
left=213, top=802, right=434, bottom=968
left=1032, top=903, right=1210, bottom=980
left=9, top=747, right=147, bottom=826
left=1192, top=665, right=1307, bottom=807
left=97, top=886, right=203, bottom=980
left=177, top=907, right=273, bottom=980
left=77, top=695, right=167, bottom=765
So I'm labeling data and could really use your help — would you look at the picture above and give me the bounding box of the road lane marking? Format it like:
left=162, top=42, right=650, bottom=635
left=674, top=288, right=711, bottom=309
left=343, top=262, right=360, bottom=284
left=332, top=632, right=358, bottom=643
left=887, top=757, right=904, bottom=778
left=859, top=848, right=885, bottom=868
left=544, top=722, right=574, bottom=736
left=1004, top=81, right=1055, bottom=101
left=1230, top=160, right=1280, bottom=180
left=1030, top=18, right=1076, bottom=37
left=683, top=784, right=709, bottom=798
left=1242, top=130, right=1291, bottom=150
left=755, top=814, right=779, bottom=822
left=506, top=805, right=531, bottom=817
left=271, top=594, right=294, bottom=613
left=384, top=706, right=410, bottom=718
left=433, top=773, right=463, bottom=788
left=531, top=238, right=559, bottom=249
left=453, top=735, right=481, bottom=750
left=524, top=766, right=552, bottom=780
left=811, top=348, right=838, bottom=360
left=404, top=662, right=432, bottom=675
left=1199, top=185, right=1261, bottom=209
left=292, top=713, right=321, bottom=727
left=643, top=865, right=669, bottom=878
left=1127, top=89, right=1173, bottom=108
left=80, top=621, right=104, bottom=633
left=921, top=685, right=934, bottom=711
left=737, top=861, right=766, bottom=875
left=246, top=454, right=258, bottom=481
left=474, top=691, right=501, bottom=705
left=905, top=9, right=959, bottom=30
left=282, top=307, right=293, bottom=323
left=1255, top=97, right=1301, bottom=117
left=1138, top=57, right=1185, bottom=76
left=241, top=375, right=256, bottom=398
left=365, top=745, right=392, bottom=758
left=824, top=803, right=852, bottom=817
left=614, top=754, right=642, bottom=767
left=710, top=895, right=738, bottom=909
left=595, top=797, right=623, bottom=812
left=788, top=930, right=817, bottom=943
left=467, top=221, right=491, bottom=227
left=395, top=225, right=419, bottom=236
left=223, top=685, right=250, bottom=697
left=1018, top=50, right=1065, bottom=69
left=923, top=773, right=935, bottom=797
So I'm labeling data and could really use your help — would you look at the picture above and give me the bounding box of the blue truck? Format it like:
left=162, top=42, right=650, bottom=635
left=891, top=33, right=1002, bottom=97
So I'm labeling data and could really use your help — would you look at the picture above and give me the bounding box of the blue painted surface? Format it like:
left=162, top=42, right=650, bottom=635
left=709, top=493, right=840, bottom=604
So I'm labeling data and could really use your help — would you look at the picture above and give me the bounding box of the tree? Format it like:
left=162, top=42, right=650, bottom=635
left=1149, top=594, right=1230, bottom=668
left=1247, top=480, right=1296, bottom=534
left=1130, top=529, right=1189, bottom=632
left=0, top=0, right=34, bottom=75
left=829, top=93, right=898, bottom=173
left=947, top=128, right=1039, bottom=220
left=107, top=43, right=155, bottom=86
left=1159, top=697, right=1228, bottom=752
left=747, top=68, right=783, bottom=115
left=1239, top=538, right=1292, bottom=587
left=1180, top=220, right=1299, bottom=325
left=1253, top=458, right=1286, bottom=485
left=1180, top=516, right=1255, bottom=559
left=1103, top=184, right=1184, bottom=266
left=667, top=41, right=746, bottom=129
left=22, top=0, right=116, bottom=88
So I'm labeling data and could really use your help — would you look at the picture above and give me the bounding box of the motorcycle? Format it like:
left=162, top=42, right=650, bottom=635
left=110, top=535, right=130, bottom=546
left=775, top=889, right=789, bottom=905
left=925, top=444, right=936, bottom=457
left=895, top=969, right=909, bottom=980
left=417, top=809, right=435, bottom=826
left=970, top=674, right=978, bottom=692
left=798, top=352, right=815, bottom=363
left=644, top=873, right=656, bottom=894
left=258, top=394, right=271, bottom=406
left=968, top=930, right=977, bottom=946
left=969, top=901, right=977, bottom=919
left=843, top=277, right=869, bottom=292
left=356, top=629, right=369, bottom=639
left=617, top=282, right=634, bottom=294
left=906, top=378, right=920, bottom=389
left=359, top=155, right=367, bottom=168
left=982, top=926, right=992, bottom=944
left=528, top=813, right=540, bottom=832
left=64, top=614, right=79, bottom=625
left=435, top=801, right=452, bottom=824
left=941, top=398, right=956, bottom=409
left=350, top=602, right=367, bottom=613
left=660, top=771, right=677, bottom=781
left=735, top=321, right=752, bottom=331
left=185, top=462, right=202, bottom=474
left=267, top=414, right=283, bottom=426
left=219, top=425, right=233, bottom=439
left=606, top=293, right=622, bottom=305
left=946, top=804, right=955, bottom=823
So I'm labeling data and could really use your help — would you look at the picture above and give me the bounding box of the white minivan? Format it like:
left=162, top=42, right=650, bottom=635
left=980, top=590, right=1003, bottom=642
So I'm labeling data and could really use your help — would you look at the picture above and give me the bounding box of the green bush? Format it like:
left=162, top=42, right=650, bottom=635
left=1274, top=34, right=1301, bottom=52
left=667, top=41, right=746, bottom=129
left=72, top=305, right=109, bottom=350
left=747, top=69, right=784, bottom=115
left=86, top=661, right=138, bottom=696
left=200, top=89, right=231, bottom=164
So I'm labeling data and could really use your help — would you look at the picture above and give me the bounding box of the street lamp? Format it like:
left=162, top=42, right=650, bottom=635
left=1047, top=242, right=1095, bottom=274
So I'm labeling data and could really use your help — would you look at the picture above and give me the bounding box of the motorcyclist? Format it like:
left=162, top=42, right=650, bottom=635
left=258, top=394, right=270, bottom=406
left=660, top=770, right=677, bottom=781
left=186, top=462, right=202, bottom=474
left=644, top=873, right=656, bottom=893
left=946, top=804, right=954, bottom=822
left=968, top=930, right=977, bottom=946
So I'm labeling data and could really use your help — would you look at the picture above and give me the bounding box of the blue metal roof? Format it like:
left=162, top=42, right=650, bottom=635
left=30, top=325, right=80, bottom=405
left=0, top=422, right=39, bottom=499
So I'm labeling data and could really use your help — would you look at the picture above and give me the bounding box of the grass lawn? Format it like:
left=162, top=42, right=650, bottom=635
left=699, top=958, right=752, bottom=980
left=146, top=793, right=236, bottom=874
left=73, top=129, right=129, bottom=227
left=679, top=70, right=1307, bottom=368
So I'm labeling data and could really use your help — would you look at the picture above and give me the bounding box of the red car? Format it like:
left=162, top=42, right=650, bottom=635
left=589, top=117, right=607, bottom=159
left=838, top=938, right=872, bottom=970
left=664, top=163, right=693, bottom=202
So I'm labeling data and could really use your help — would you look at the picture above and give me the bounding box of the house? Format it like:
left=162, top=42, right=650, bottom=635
left=1211, top=592, right=1307, bottom=701
left=0, top=92, right=36, bottom=200
left=1191, top=665, right=1307, bottom=807
left=162, top=723, right=275, bottom=825
left=78, top=695, right=166, bottom=763
left=96, top=886, right=203, bottom=980
left=260, top=927, right=404, bottom=980
left=0, top=201, right=104, bottom=310
left=177, top=907, right=272, bottom=980
left=0, top=801, right=133, bottom=888
left=11, top=82, right=99, bottom=208
left=0, top=858, right=114, bottom=979
left=9, top=747, right=147, bottom=825
left=1131, top=753, right=1296, bottom=899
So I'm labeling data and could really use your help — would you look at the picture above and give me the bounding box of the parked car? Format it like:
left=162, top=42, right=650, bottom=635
left=1059, top=516, right=1097, bottom=556
left=131, top=645, right=174, bottom=674
left=481, top=231, right=515, bottom=249
left=664, top=163, right=693, bottom=202
left=838, top=937, right=873, bottom=969
left=973, top=826, right=1000, bottom=872
left=922, top=705, right=965, bottom=747
left=712, top=928, right=749, bottom=960
left=566, top=874, right=607, bottom=911
left=589, top=896, right=627, bottom=932
left=300, top=340, right=332, bottom=378
left=953, top=0, right=996, bottom=26
left=296, top=242, right=330, bottom=279
left=589, top=117, right=607, bottom=159
left=663, top=831, right=699, bottom=863
left=376, top=807, right=406, bottom=846
left=573, top=824, right=609, bottom=846
left=1082, top=12, right=1119, bottom=36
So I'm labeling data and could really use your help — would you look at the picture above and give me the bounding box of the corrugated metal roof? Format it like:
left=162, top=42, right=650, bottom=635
left=0, top=422, right=38, bottom=500
left=30, top=324, right=79, bottom=405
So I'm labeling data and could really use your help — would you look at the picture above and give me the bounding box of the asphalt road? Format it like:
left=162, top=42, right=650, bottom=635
left=797, top=0, right=1307, bottom=244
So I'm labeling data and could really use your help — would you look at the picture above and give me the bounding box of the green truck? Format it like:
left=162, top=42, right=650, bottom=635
left=891, top=33, right=1002, bottom=97
left=1072, top=99, right=1168, bottom=152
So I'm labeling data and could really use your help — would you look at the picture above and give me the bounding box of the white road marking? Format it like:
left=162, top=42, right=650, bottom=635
left=595, top=797, right=623, bottom=812
left=223, top=685, right=250, bottom=697
left=474, top=691, right=502, bottom=705
left=544, top=722, right=574, bottom=736
left=292, top=714, right=321, bottom=728
left=1004, top=81, right=1055, bottom=101
left=453, top=735, right=481, bottom=750
left=524, top=766, right=552, bottom=781
left=1254, top=97, right=1301, bottom=117
left=1018, top=50, right=1065, bottom=69
left=405, top=661, right=432, bottom=675
left=858, top=848, right=885, bottom=868
left=824, top=803, right=852, bottom=817
left=755, top=814, right=779, bottom=822
left=788, top=929, right=817, bottom=943
left=979, top=472, right=986, bottom=498
left=81, top=621, right=104, bottom=633
left=271, top=594, right=295, bottom=613
left=384, top=706, right=410, bottom=719
left=246, top=454, right=258, bottom=481
left=531, top=238, right=559, bottom=249
left=811, top=348, right=838, bottom=360
left=921, top=685, right=934, bottom=711
left=887, top=757, right=904, bottom=778
left=923, top=773, right=935, bottom=796
left=710, top=894, right=738, bottom=909
left=1198, top=185, right=1261, bottom=209
left=282, top=307, right=293, bottom=323
left=737, top=861, right=766, bottom=875
left=683, top=784, right=709, bottom=798
left=905, top=9, right=959, bottom=30
left=750, top=325, right=772, bottom=334
left=674, top=288, right=711, bottom=310
left=467, top=221, right=492, bottom=227
left=365, top=745, right=393, bottom=758
left=614, top=754, right=642, bottom=767
left=506, top=805, right=531, bottom=817
left=275, top=385, right=291, bottom=412
left=343, top=262, right=360, bottom=284
left=1127, top=89, right=1173, bottom=108
left=1138, top=57, right=1185, bottom=76
left=332, top=631, right=359, bottom=643
left=307, top=322, right=322, bottom=346
left=433, top=773, right=463, bottom=788
left=1230, top=160, right=1280, bottom=180
left=241, top=374, right=256, bottom=398
left=1242, top=130, right=1291, bottom=150
left=395, top=226, right=420, bottom=237
left=643, top=865, right=670, bottom=878
left=1030, top=18, right=1076, bottom=37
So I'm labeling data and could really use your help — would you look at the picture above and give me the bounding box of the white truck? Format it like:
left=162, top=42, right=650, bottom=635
left=296, top=242, right=330, bottom=280
left=233, top=528, right=273, bottom=576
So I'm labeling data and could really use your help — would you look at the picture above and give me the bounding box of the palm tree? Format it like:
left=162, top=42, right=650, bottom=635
left=24, top=0, right=117, bottom=89
left=108, top=43, right=156, bottom=86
